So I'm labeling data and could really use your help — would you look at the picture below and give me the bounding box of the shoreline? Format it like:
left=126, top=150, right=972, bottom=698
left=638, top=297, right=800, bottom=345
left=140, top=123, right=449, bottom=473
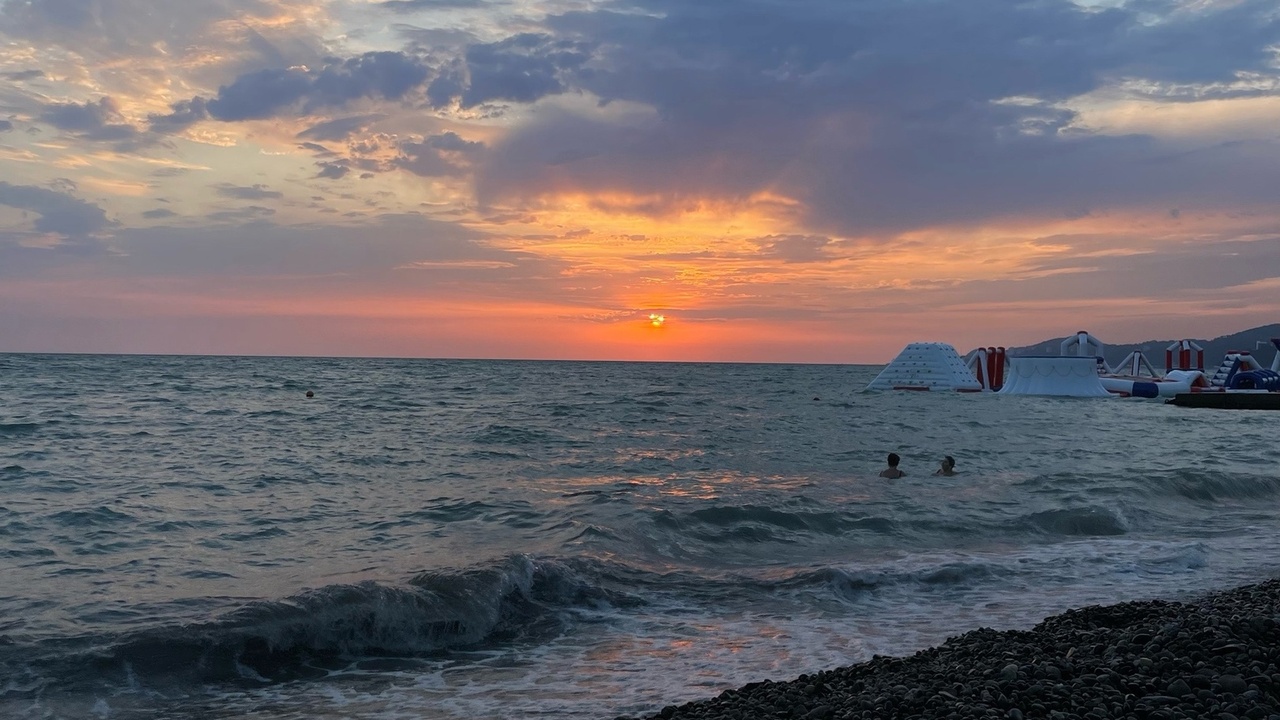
left=630, top=578, right=1280, bottom=720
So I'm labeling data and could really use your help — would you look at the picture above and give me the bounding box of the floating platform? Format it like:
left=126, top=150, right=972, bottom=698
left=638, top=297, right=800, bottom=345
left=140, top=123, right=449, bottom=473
left=1165, top=392, right=1280, bottom=410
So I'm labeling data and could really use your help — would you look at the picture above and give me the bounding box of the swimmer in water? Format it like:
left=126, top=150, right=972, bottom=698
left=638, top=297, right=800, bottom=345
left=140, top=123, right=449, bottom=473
left=934, top=455, right=956, bottom=476
left=879, top=452, right=906, bottom=479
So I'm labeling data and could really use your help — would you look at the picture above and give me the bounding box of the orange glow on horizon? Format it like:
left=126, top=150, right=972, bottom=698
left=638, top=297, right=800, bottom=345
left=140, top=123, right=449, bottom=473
left=6, top=187, right=1280, bottom=363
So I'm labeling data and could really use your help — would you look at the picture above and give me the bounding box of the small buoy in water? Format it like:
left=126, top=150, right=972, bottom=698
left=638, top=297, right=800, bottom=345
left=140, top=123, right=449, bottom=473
left=813, top=396, right=820, bottom=401
left=305, top=390, right=314, bottom=398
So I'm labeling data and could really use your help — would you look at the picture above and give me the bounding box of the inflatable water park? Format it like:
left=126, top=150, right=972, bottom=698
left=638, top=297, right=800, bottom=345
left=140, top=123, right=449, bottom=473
left=867, top=331, right=1280, bottom=407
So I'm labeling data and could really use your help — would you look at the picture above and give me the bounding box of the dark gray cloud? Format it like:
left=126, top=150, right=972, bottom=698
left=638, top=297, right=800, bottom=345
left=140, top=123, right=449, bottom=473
left=142, top=208, right=178, bottom=219
left=299, top=141, right=336, bottom=156
left=315, top=161, right=351, bottom=180
left=426, top=61, right=467, bottom=108
left=469, top=0, right=1280, bottom=235
left=204, top=51, right=431, bottom=121
left=149, top=34, right=580, bottom=133
left=40, top=98, right=113, bottom=131
left=0, top=120, right=12, bottom=132
left=148, top=98, right=209, bottom=134
left=424, top=131, right=482, bottom=153
left=310, top=52, right=429, bottom=108
left=215, top=184, right=283, bottom=200
left=457, top=33, right=593, bottom=108
left=1, top=69, right=44, bottom=81
left=39, top=97, right=140, bottom=141
left=203, top=67, right=314, bottom=121
left=393, top=131, right=485, bottom=177
left=297, top=114, right=386, bottom=141
left=0, top=181, right=111, bottom=236
left=1118, top=0, right=1280, bottom=90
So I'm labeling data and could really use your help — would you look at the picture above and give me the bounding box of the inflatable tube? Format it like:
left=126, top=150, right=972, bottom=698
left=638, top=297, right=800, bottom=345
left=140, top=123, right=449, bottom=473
left=1227, top=369, right=1280, bottom=391
left=1099, top=376, right=1192, bottom=398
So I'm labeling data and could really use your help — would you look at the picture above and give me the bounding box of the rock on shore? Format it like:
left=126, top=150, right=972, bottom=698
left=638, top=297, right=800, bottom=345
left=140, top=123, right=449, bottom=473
left=632, top=578, right=1280, bottom=720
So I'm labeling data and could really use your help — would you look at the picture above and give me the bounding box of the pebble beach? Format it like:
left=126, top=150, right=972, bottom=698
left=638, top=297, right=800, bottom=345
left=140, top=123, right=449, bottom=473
left=637, top=579, right=1280, bottom=720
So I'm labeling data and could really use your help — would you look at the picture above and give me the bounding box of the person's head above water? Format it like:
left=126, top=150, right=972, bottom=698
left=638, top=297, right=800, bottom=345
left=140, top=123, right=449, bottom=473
left=887, top=452, right=900, bottom=468
left=935, top=455, right=957, bottom=476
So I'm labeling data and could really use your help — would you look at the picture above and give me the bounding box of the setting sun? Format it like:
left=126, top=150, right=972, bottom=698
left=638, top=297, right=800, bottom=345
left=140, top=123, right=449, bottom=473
left=649, top=313, right=666, bottom=328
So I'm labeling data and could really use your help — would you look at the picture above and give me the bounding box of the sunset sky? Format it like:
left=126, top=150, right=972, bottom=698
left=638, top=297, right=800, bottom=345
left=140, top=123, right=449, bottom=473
left=1, top=0, right=1278, bottom=362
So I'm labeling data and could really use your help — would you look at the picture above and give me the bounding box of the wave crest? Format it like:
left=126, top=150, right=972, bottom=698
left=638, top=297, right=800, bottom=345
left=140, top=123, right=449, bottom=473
left=1020, top=506, right=1128, bottom=536
left=654, top=505, right=897, bottom=542
left=773, top=562, right=1010, bottom=602
left=4, top=555, right=631, bottom=692
left=1154, top=471, right=1280, bottom=502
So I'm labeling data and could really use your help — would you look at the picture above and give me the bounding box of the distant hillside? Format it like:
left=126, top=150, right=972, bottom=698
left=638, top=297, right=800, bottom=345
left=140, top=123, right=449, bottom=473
left=1002, top=323, right=1280, bottom=370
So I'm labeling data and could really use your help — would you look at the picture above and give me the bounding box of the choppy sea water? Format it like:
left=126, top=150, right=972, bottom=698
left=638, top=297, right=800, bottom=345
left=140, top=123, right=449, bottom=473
left=2, top=353, right=1280, bottom=719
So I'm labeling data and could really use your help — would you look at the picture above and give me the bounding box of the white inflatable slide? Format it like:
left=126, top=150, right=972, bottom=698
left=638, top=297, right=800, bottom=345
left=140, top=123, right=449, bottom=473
left=997, top=356, right=1112, bottom=397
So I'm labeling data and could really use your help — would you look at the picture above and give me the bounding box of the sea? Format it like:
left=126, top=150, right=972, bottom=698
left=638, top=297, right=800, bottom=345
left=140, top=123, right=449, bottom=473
left=2, top=353, right=1279, bottom=720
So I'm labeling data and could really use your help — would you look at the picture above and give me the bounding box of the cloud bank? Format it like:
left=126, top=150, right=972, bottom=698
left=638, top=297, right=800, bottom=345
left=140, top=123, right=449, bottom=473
left=1, top=0, right=1278, bottom=360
